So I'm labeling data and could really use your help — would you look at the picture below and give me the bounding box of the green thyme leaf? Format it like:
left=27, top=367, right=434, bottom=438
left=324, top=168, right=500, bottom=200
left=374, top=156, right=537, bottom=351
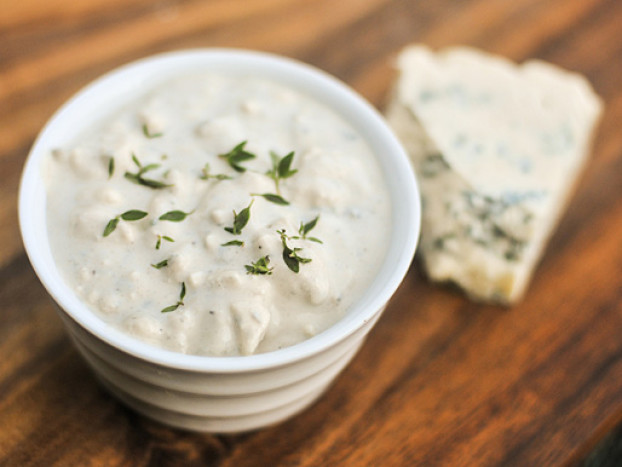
left=160, top=282, right=186, bottom=313
left=159, top=210, right=193, bottom=222
left=300, top=216, right=319, bottom=236
left=103, top=217, right=120, bottom=237
left=142, top=123, right=163, bottom=139
left=288, top=246, right=312, bottom=272
left=294, top=249, right=312, bottom=264
left=219, top=141, right=256, bottom=172
left=278, top=229, right=312, bottom=273
left=282, top=245, right=300, bottom=273
left=121, top=210, right=148, bottom=221
left=245, top=255, right=273, bottom=275
left=222, top=240, right=244, bottom=247
left=142, top=163, right=161, bottom=173
left=124, top=173, right=173, bottom=189
left=151, top=259, right=169, bottom=269
left=124, top=172, right=140, bottom=183
left=252, top=193, right=290, bottom=205
left=269, top=151, right=280, bottom=171
left=278, top=151, right=297, bottom=179
left=224, top=199, right=253, bottom=235
left=108, top=157, right=115, bottom=179
left=200, top=163, right=233, bottom=181
left=125, top=153, right=172, bottom=189
left=155, top=235, right=175, bottom=250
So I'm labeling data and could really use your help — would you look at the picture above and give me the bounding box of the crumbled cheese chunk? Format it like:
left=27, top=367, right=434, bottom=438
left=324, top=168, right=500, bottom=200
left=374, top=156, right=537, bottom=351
left=386, top=45, right=602, bottom=303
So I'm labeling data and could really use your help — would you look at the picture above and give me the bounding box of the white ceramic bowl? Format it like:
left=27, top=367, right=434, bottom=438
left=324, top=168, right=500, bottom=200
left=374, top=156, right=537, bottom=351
left=19, top=49, right=421, bottom=433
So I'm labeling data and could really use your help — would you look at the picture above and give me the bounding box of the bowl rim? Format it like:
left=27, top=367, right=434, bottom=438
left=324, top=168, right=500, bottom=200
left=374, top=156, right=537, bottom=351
left=19, top=48, right=421, bottom=373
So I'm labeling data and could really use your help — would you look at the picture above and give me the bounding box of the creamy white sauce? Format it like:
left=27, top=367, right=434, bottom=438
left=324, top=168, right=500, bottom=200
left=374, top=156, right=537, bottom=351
left=45, top=72, right=391, bottom=356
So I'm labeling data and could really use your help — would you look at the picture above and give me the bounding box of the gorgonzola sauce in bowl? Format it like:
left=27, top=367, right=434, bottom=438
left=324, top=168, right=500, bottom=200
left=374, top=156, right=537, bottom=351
left=20, top=49, right=419, bottom=432
left=45, top=72, right=391, bottom=356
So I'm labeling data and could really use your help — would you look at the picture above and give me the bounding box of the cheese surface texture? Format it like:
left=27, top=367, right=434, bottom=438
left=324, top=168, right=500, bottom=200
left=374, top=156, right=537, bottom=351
left=45, top=72, right=391, bottom=355
left=386, top=45, right=602, bottom=303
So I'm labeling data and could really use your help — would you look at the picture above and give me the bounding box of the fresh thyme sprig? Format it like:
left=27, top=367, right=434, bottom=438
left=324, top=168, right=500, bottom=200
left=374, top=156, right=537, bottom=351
left=219, top=141, right=256, bottom=173
left=124, top=153, right=173, bottom=189
left=159, top=210, right=193, bottom=222
left=277, top=229, right=311, bottom=273
left=200, top=163, right=232, bottom=181
left=266, top=150, right=297, bottom=195
left=292, top=216, right=322, bottom=244
left=251, top=150, right=299, bottom=204
left=224, top=200, right=253, bottom=235
left=245, top=255, right=273, bottom=275
left=151, top=258, right=169, bottom=269
left=161, top=282, right=186, bottom=313
left=103, top=209, right=148, bottom=237
left=155, top=234, right=175, bottom=250
left=142, top=123, right=163, bottom=139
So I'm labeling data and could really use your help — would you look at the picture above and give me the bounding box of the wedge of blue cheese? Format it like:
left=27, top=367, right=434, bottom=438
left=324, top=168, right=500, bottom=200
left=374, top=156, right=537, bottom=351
left=386, top=45, right=602, bottom=304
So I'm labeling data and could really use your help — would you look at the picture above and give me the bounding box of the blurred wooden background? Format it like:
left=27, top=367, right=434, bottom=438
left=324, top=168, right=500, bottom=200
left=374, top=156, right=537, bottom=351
left=2, top=0, right=622, bottom=465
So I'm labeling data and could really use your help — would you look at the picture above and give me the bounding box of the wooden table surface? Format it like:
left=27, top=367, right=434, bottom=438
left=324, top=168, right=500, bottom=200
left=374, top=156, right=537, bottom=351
left=2, top=0, right=622, bottom=465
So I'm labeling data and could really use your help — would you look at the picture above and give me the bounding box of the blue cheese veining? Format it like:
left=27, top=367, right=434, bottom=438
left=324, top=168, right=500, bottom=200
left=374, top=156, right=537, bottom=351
left=386, top=45, right=602, bottom=303
left=45, top=73, right=391, bottom=356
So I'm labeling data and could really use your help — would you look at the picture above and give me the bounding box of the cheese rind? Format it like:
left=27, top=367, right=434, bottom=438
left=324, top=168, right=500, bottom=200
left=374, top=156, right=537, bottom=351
left=386, top=45, right=602, bottom=304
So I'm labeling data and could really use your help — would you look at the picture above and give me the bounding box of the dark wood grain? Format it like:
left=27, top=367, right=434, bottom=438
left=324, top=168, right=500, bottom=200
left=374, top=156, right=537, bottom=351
left=2, top=0, right=622, bottom=465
